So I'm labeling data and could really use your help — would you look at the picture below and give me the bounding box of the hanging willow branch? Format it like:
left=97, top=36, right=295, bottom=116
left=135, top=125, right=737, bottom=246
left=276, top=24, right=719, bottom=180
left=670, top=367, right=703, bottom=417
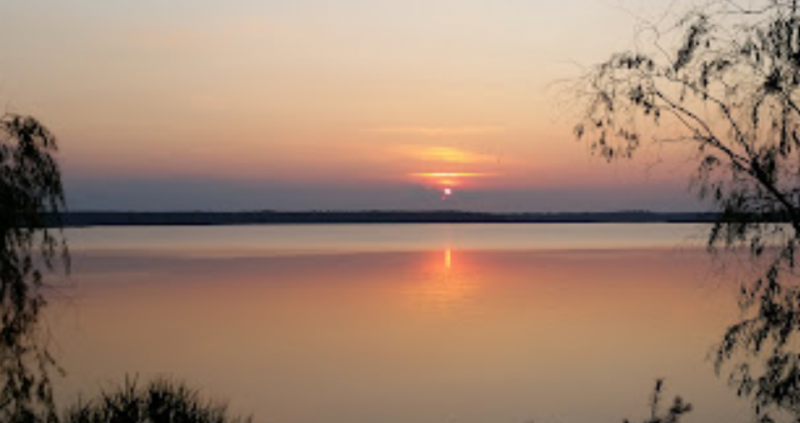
left=575, top=1, right=800, bottom=421
left=0, top=113, right=68, bottom=423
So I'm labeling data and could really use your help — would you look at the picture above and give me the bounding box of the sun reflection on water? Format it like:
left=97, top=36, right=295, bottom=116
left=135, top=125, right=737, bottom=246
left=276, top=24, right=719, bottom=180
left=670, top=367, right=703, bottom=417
left=407, top=247, right=479, bottom=312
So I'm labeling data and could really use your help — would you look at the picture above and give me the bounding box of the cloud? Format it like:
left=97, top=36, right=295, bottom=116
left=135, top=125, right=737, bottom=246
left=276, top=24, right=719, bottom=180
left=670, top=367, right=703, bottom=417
left=417, top=146, right=496, bottom=164
left=392, top=145, right=499, bottom=165
left=64, top=176, right=703, bottom=213
left=410, top=172, right=489, bottom=178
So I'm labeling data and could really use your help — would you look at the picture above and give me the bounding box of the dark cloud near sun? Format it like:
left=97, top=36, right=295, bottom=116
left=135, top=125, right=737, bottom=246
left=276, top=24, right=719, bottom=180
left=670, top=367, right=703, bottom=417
left=65, top=176, right=704, bottom=212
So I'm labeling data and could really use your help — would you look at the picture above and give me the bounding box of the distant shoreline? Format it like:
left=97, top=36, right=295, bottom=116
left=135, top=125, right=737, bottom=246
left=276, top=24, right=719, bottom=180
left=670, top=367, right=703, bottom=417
left=55, top=211, right=717, bottom=227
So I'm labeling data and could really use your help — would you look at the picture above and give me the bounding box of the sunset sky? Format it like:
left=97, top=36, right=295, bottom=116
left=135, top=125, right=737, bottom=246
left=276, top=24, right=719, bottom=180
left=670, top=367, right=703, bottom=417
left=0, top=0, right=701, bottom=211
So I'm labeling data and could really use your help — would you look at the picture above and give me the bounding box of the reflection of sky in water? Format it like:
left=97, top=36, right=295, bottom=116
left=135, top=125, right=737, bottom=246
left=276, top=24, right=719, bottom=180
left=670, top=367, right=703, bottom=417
left=48, top=226, right=752, bottom=423
left=65, top=223, right=709, bottom=256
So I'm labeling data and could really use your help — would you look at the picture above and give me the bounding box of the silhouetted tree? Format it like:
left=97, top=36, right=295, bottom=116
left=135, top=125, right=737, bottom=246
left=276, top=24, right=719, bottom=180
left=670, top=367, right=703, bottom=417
left=0, top=109, right=254, bottom=423
left=0, top=113, right=68, bottom=422
left=575, top=0, right=800, bottom=421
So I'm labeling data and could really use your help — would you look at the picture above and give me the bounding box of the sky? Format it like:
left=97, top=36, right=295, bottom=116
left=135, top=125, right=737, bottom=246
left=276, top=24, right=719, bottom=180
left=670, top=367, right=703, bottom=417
left=0, top=0, right=703, bottom=212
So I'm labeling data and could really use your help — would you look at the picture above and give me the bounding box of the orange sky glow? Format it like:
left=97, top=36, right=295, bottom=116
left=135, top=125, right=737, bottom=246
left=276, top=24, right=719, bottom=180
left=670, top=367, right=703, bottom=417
left=0, top=1, right=703, bottom=210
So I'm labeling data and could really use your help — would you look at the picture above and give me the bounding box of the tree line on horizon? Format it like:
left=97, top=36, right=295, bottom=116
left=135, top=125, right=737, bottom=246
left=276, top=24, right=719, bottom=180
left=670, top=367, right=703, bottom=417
left=51, top=210, right=717, bottom=226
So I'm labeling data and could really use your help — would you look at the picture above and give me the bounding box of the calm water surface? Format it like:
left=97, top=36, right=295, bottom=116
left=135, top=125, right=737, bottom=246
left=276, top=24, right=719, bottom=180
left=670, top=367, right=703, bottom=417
left=48, top=224, right=751, bottom=423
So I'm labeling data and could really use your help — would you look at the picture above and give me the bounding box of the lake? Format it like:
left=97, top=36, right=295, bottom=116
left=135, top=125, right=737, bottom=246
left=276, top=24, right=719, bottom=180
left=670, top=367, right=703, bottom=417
left=47, top=224, right=753, bottom=423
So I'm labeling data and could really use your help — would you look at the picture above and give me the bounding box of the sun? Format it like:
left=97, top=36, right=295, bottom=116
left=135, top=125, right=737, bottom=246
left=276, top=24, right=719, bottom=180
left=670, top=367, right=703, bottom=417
left=408, top=172, right=489, bottom=199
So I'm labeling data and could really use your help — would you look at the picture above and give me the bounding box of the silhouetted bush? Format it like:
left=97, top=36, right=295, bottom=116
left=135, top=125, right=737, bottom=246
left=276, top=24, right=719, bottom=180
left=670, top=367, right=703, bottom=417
left=61, top=377, right=251, bottom=423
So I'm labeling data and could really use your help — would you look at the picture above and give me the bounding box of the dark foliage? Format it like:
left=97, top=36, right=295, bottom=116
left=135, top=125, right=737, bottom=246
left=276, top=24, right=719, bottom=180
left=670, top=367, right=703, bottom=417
left=61, top=377, right=251, bottom=423
left=0, top=113, right=68, bottom=422
left=0, top=112, right=252, bottom=423
left=574, top=0, right=800, bottom=421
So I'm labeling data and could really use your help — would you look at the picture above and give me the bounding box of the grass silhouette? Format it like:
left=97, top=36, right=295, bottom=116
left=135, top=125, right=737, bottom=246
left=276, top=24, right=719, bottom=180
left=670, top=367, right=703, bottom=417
left=62, top=376, right=251, bottom=423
